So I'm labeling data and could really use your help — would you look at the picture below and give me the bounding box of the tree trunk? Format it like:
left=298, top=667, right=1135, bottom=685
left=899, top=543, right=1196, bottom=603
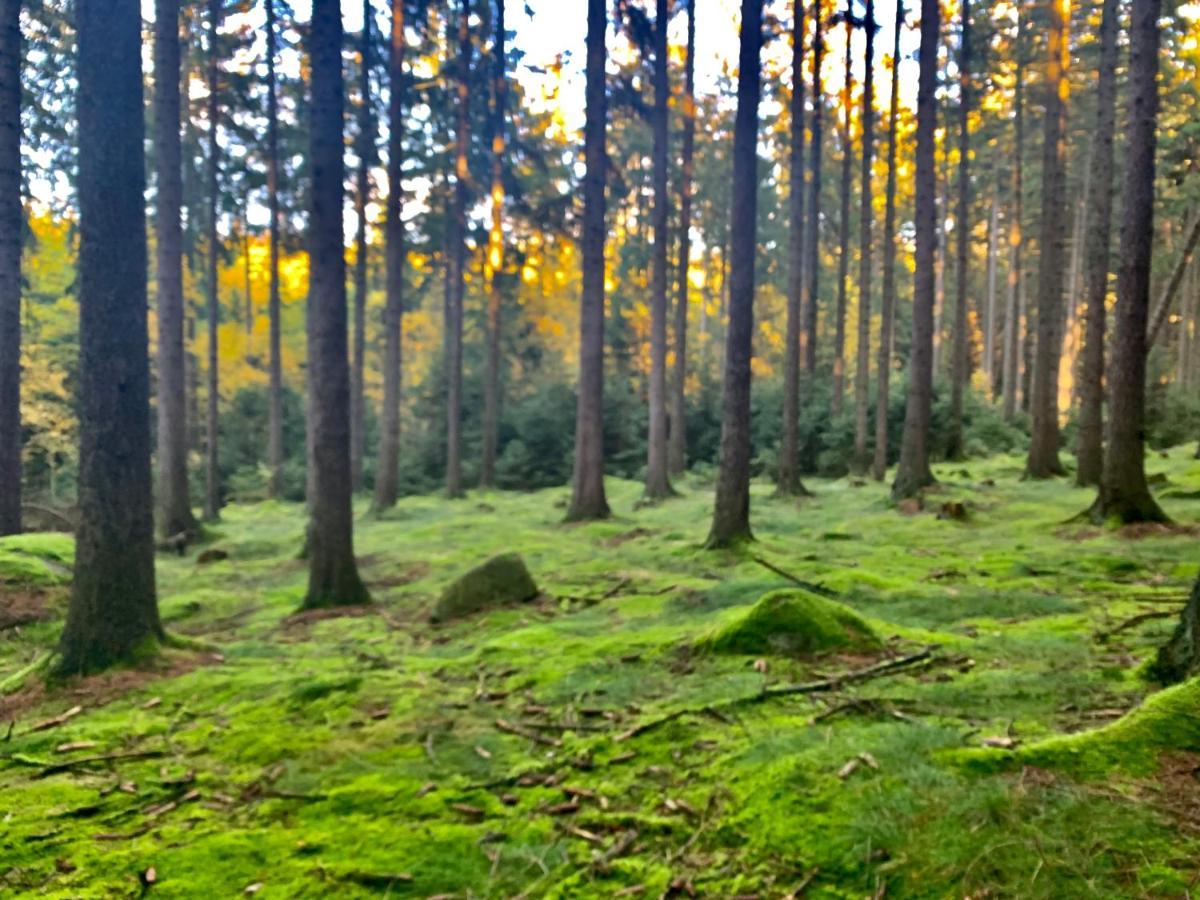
left=203, top=0, right=222, bottom=520
left=480, top=0, right=506, bottom=489
left=707, top=0, right=763, bottom=548
left=668, top=0, right=695, bottom=479
left=350, top=0, right=373, bottom=493
left=851, top=0, right=875, bottom=474
left=831, top=3, right=853, bottom=417
left=983, top=185, right=998, bottom=396
left=1088, top=0, right=1166, bottom=525
left=266, top=0, right=284, bottom=500
left=0, top=0, right=19, bottom=537
left=1146, top=214, right=1200, bottom=349
left=304, top=0, right=371, bottom=607
left=444, top=0, right=470, bottom=499
left=872, top=0, right=902, bottom=482
left=802, top=0, right=823, bottom=375
left=891, top=0, right=938, bottom=502
left=1025, top=0, right=1069, bottom=479
left=1074, top=0, right=1118, bottom=488
left=58, top=0, right=162, bottom=674
left=779, top=0, right=810, bottom=496
left=946, top=0, right=970, bottom=461
left=566, top=0, right=611, bottom=522
left=932, top=161, right=945, bottom=375
left=1151, top=573, right=1200, bottom=685
left=1002, top=10, right=1024, bottom=422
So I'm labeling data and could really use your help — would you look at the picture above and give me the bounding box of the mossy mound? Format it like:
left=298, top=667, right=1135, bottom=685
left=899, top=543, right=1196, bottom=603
left=696, top=589, right=880, bottom=657
left=0, top=532, right=74, bottom=587
left=431, top=552, right=539, bottom=622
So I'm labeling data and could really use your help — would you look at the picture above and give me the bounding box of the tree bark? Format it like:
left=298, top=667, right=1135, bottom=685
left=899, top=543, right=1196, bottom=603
left=1088, top=0, right=1166, bottom=525
left=707, top=0, right=763, bottom=548
left=1146, top=214, right=1200, bottom=349
left=566, top=0, right=611, bottom=522
left=58, top=0, right=162, bottom=674
left=203, top=0, right=222, bottom=520
left=480, top=0, right=506, bottom=489
left=851, top=0, right=875, bottom=474
left=266, top=0, right=284, bottom=499
left=801, top=0, right=823, bottom=375
left=891, top=0, right=938, bottom=502
left=1150, top=573, right=1200, bottom=685
left=1074, top=0, right=1118, bottom=488
left=1025, top=0, right=1069, bottom=479
left=832, top=2, right=853, bottom=418
left=444, top=0, right=470, bottom=499
left=872, top=0, right=902, bottom=481
left=0, top=0, right=21, bottom=537
left=983, top=186, right=997, bottom=394
left=668, top=0, right=695, bottom=479
left=350, top=0, right=373, bottom=493
left=304, top=0, right=371, bottom=607
left=1001, top=8, right=1024, bottom=422
left=946, top=0, right=970, bottom=461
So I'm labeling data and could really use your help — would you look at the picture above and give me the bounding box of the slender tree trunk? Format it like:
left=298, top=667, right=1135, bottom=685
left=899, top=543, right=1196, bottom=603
left=779, top=0, right=810, bottom=495
left=480, top=0, right=506, bottom=488
left=58, top=0, right=161, bottom=674
left=832, top=3, right=853, bottom=417
left=668, top=0, right=695, bottom=479
left=0, top=0, right=19, bottom=537
left=203, top=0, right=222, bottom=520
left=1089, top=0, right=1166, bottom=524
left=1075, top=0, right=1118, bottom=488
left=350, top=0, right=373, bottom=493
left=707, top=0, right=763, bottom=548
left=802, top=0, right=823, bottom=374
left=566, top=0, right=611, bottom=522
left=305, top=0, right=371, bottom=607
left=1025, top=0, right=1069, bottom=478
left=445, top=0, right=470, bottom=499
left=266, top=0, right=284, bottom=499
left=891, top=0, right=939, bottom=502
left=1002, top=10, right=1024, bottom=421
left=242, top=226, right=252, bottom=337
left=851, top=0, right=875, bottom=473
left=946, top=0, right=970, bottom=460
left=983, top=185, right=998, bottom=395
left=932, top=162, right=945, bottom=375
left=872, top=0, right=903, bottom=482
left=1146, top=214, right=1200, bottom=349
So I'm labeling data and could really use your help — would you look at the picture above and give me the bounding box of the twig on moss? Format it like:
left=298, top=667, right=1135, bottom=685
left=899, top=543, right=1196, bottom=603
left=750, top=556, right=840, bottom=599
left=1095, top=610, right=1177, bottom=643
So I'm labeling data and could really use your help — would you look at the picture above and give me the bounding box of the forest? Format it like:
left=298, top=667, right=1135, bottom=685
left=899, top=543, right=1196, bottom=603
left=1, top=0, right=1200, bottom=894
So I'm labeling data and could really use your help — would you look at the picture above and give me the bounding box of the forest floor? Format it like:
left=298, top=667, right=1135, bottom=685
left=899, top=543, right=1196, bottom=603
left=4, top=450, right=1200, bottom=898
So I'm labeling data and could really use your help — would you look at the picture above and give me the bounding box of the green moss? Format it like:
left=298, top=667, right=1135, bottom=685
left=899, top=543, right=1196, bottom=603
left=431, top=552, right=539, bottom=622
left=0, top=532, right=74, bottom=586
left=696, top=589, right=880, bottom=657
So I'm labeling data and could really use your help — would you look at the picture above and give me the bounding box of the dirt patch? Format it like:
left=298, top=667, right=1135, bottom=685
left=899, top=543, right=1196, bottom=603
left=280, top=604, right=377, bottom=639
left=1120, top=522, right=1200, bottom=541
left=1148, top=751, right=1200, bottom=831
left=603, top=528, right=655, bottom=548
left=0, top=588, right=62, bottom=631
left=365, top=561, right=431, bottom=590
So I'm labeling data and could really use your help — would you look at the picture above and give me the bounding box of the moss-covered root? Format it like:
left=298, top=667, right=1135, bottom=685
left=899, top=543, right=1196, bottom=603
left=696, top=589, right=880, bottom=657
left=952, top=678, right=1200, bottom=779
left=162, top=631, right=221, bottom=655
left=0, top=652, right=54, bottom=695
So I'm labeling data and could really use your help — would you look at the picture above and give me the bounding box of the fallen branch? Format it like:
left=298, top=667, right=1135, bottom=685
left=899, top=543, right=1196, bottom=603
left=1096, top=610, right=1177, bottom=643
left=36, top=749, right=166, bottom=778
left=751, top=556, right=839, bottom=599
left=496, top=717, right=563, bottom=747
left=29, top=705, right=83, bottom=733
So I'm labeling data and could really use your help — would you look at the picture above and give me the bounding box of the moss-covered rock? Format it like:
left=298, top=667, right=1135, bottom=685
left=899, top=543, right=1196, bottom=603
left=431, top=552, right=539, bottom=622
left=696, top=589, right=880, bottom=657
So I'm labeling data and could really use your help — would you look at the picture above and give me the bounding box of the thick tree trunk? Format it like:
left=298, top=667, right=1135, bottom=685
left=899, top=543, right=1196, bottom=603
left=203, top=0, right=222, bottom=520
left=1089, top=0, right=1166, bottom=525
left=831, top=4, right=853, bottom=418
left=266, top=0, right=284, bottom=499
left=480, top=0, right=506, bottom=489
left=58, top=0, right=162, bottom=674
left=802, top=0, right=823, bottom=375
left=891, top=0, right=938, bottom=502
left=668, top=0, right=695, bottom=479
left=350, top=0, right=372, bottom=493
left=872, top=0, right=902, bottom=482
left=444, top=1, right=470, bottom=499
left=304, top=0, right=370, bottom=608
left=779, top=0, right=810, bottom=496
left=707, top=0, right=763, bottom=548
left=1074, top=0, right=1118, bottom=488
left=566, top=0, right=611, bottom=522
left=1151, top=573, right=1200, bottom=685
left=946, top=0, right=970, bottom=461
left=0, top=0, right=20, bottom=537
left=1002, top=12, right=1024, bottom=422
left=851, top=0, right=875, bottom=474
left=1025, top=0, right=1069, bottom=479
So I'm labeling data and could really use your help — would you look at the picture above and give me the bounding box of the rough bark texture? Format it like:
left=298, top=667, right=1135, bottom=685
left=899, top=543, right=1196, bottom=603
left=350, top=0, right=373, bottom=493
left=891, top=0, right=938, bottom=502
left=266, top=0, right=284, bottom=499
left=58, top=0, right=162, bottom=674
left=1151, top=573, right=1200, bottom=685
left=203, top=0, right=222, bottom=520
left=668, top=0, right=695, bottom=479
left=444, top=1, right=470, bottom=499
left=1025, top=0, right=1069, bottom=479
left=566, top=0, right=611, bottom=522
left=1074, top=0, right=1118, bottom=488
left=707, top=0, right=763, bottom=548
left=1089, top=0, right=1166, bottom=525
left=779, top=0, right=809, bottom=496
left=1146, top=215, right=1200, bottom=350
left=831, top=5, right=853, bottom=418
left=0, top=0, right=21, bottom=536
left=872, top=0, right=902, bottom=482
left=851, top=0, right=875, bottom=474
left=481, top=0, right=506, bottom=489
left=801, top=0, right=823, bottom=374
left=983, top=186, right=998, bottom=394
left=304, top=0, right=370, bottom=608
left=1001, top=9, right=1024, bottom=422
left=946, top=0, right=970, bottom=462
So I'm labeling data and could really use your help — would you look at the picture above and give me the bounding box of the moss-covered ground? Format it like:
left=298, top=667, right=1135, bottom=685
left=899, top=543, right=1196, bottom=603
left=4, top=450, right=1200, bottom=898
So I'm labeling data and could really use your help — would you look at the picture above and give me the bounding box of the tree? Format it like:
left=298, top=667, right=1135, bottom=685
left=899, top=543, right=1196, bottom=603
left=350, top=0, right=374, bottom=493
left=778, top=0, right=810, bottom=496
left=57, top=0, right=162, bottom=674
left=831, top=0, right=853, bottom=417
left=946, top=0, right=970, bottom=461
left=851, top=0, right=875, bottom=474
left=668, top=0, right=695, bottom=479
left=266, top=0, right=284, bottom=499
left=566, top=0, right=611, bottom=522
left=203, top=0, right=222, bottom=520
left=1074, top=0, right=1119, bottom=487
left=373, top=0, right=405, bottom=511
left=304, top=0, right=370, bottom=608
left=1025, top=0, right=1069, bottom=479
left=481, top=0, right=507, bottom=489
left=707, top=0, right=763, bottom=548
left=891, top=0, right=938, bottom=502
left=872, top=0, right=902, bottom=481
left=802, top=0, right=824, bottom=374
left=0, top=0, right=20, bottom=537
left=444, top=0, right=470, bottom=499
left=1088, top=0, right=1167, bottom=525
left=1000, top=7, right=1024, bottom=422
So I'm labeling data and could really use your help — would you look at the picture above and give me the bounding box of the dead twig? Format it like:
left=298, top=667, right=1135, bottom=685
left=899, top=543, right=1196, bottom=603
left=1096, top=610, right=1177, bottom=643
left=36, top=749, right=166, bottom=778
left=496, top=718, right=563, bottom=747
left=751, top=556, right=840, bottom=599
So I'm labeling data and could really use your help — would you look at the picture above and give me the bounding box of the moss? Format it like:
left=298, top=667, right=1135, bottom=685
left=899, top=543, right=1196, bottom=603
left=696, top=589, right=880, bottom=657
left=0, top=532, right=74, bottom=586
left=431, top=552, right=539, bottom=622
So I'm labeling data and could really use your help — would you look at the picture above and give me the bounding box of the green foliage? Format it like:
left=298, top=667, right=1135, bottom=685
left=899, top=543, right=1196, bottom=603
left=697, top=589, right=880, bottom=657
